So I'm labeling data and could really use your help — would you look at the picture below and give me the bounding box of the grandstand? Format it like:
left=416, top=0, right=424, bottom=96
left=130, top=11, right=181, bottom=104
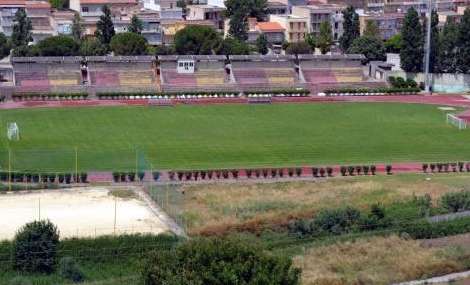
left=11, top=57, right=83, bottom=93
left=299, top=54, right=383, bottom=94
left=87, top=56, right=157, bottom=93
left=159, top=55, right=233, bottom=92
left=230, top=55, right=302, bottom=91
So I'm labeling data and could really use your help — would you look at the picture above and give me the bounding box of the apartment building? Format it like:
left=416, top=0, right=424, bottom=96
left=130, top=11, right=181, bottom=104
left=270, top=14, right=308, bottom=42
left=359, top=12, right=404, bottom=39
left=186, top=4, right=225, bottom=30
left=256, top=21, right=285, bottom=44
left=292, top=4, right=344, bottom=41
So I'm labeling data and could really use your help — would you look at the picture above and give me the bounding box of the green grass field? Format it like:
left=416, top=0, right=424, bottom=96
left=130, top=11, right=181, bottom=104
left=0, top=102, right=468, bottom=172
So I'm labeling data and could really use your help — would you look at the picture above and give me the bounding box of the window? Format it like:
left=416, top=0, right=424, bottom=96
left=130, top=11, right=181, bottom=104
left=81, top=7, right=89, bottom=12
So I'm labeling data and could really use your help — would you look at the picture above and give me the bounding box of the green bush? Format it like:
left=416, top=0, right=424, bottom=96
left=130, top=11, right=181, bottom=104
left=141, top=237, right=301, bottom=285
left=13, top=220, right=60, bottom=273
left=440, top=191, right=470, bottom=212
left=399, top=217, right=470, bottom=239
left=58, top=256, right=85, bottom=283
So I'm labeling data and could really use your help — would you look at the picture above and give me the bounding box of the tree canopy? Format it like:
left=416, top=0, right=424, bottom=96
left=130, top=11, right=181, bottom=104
left=400, top=8, right=423, bottom=72
left=225, top=0, right=267, bottom=40
left=457, top=8, right=470, bottom=73
left=174, top=25, right=221, bottom=55
left=363, top=20, right=380, bottom=39
left=36, top=36, right=79, bottom=56
left=95, top=5, right=115, bottom=46
left=110, top=32, right=148, bottom=55
left=79, top=38, right=107, bottom=56
left=13, top=220, right=60, bottom=274
left=385, top=34, right=401, bottom=53
left=318, top=21, right=333, bottom=54
left=49, top=0, right=68, bottom=9
left=339, top=6, right=359, bottom=52
left=217, top=37, right=250, bottom=55
left=11, top=8, right=32, bottom=47
left=129, top=15, right=143, bottom=34
left=72, top=13, right=83, bottom=42
left=141, top=237, right=301, bottom=285
left=348, top=36, right=386, bottom=64
left=437, top=19, right=458, bottom=73
left=0, top=33, right=11, bottom=59
left=285, top=41, right=312, bottom=55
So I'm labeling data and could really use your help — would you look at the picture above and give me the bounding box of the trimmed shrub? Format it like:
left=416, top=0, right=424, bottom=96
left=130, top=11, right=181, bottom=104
left=177, top=172, right=184, bottom=181
left=128, top=172, right=136, bottom=182
left=340, top=166, right=347, bottom=176
left=370, top=165, right=377, bottom=175
left=138, top=172, right=145, bottom=181
left=153, top=172, right=160, bottom=181
left=295, top=168, right=302, bottom=177
left=185, top=172, right=192, bottom=181
left=363, top=165, right=370, bottom=175
left=262, top=169, right=268, bottom=178
left=386, top=165, right=392, bottom=175
left=255, top=169, right=261, bottom=178
left=319, top=168, right=325, bottom=177
left=355, top=166, right=362, bottom=175
left=422, top=163, right=428, bottom=173
left=288, top=168, right=294, bottom=177
left=222, top=170, right=229, bottom=179
left=231, top=170, right=239, bottom=179
left=13, top=220, right=60, bottom=273
left=271, top=169, right=277, bottom=178
left=58, top=256, right=85, bottom=283
left=440, top=191, right=470, bottom=212
left=326, top=167, right=333, bottom=177
left=347, top=166, right=355, bottom=176
left=430, top=163, right=436, bottom=172
left=311, top=167, right=318, bottom=177
left=246, top=169, right=252, bottom=178
left=193, top=171, right=199, bottom=181
left=459, top=162, right=464, bottom=172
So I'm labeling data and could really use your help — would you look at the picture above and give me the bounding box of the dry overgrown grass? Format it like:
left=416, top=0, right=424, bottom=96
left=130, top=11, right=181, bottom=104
left=182, top=175, right=466, bottom=235
left=294, top=235, right=463, bottom=285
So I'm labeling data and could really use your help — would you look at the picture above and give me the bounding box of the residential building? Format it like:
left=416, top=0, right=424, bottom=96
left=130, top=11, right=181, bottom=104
left=0, top=0, right=24, bottom=37
left=51, top=9, right=75, bottom=36
left=186, top=4, right=225, bottom=30
left=143, top=0, right=177, bottom=11
left=267, top=1, right=289, bottom=15
left=359, top=12, right=404, bottom=40
left=270, top=14, right=308, bottom=42
left=256, top=21, right=285, bottom=44
left=292, top=4, right=345, bottom=41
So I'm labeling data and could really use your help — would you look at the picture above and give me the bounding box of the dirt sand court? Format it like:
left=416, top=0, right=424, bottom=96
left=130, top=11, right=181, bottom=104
left=0, top=187, right=169, bottom=240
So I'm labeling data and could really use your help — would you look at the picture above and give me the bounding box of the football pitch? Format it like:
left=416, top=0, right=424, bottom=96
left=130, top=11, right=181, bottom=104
left=0, top=102, right=469, bottom=172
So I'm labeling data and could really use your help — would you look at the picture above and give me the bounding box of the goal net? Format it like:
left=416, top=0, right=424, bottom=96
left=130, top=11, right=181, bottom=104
left=446, top=114, right=467, bottom=130
left=7, top=122, right=19, bottom=140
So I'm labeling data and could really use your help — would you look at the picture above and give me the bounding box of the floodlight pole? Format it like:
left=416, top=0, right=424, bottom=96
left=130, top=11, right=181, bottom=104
left=8, top=148, right=11, bottom=192
left=423, top=0, right=433, bottom=94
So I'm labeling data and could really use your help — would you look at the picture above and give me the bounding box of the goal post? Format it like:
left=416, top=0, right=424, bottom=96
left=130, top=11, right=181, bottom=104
left=446, top=114, right=467, bottom=130
left=7, top=122, right=19, bottom=141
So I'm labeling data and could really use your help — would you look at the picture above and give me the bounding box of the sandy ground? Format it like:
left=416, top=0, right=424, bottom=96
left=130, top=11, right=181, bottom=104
left=0, top=187, right=169, bottom=240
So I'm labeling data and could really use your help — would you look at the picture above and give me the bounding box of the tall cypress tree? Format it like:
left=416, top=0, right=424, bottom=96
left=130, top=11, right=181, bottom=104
left=437, top=18, right=458, bottom=73
left=457, top=8, right=470, bottom=73
left=318, top=21, right=333, bottom=54
left=429, top=10, right=439, bottom=73
left=11, top=8, right=32, bottom=47
left=72, top=13, right=83, bottom=42
left=400, top=7, right=423, bottom=72
left=95, top=5, right=115, bottom=46
left=128, top=15, right=143, bottom=34
left=339, top=6, right=359, bottom=52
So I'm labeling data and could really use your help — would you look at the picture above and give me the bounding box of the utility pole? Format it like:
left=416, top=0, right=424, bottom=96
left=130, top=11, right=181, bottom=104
left=423, top=0, right=433, bottom=94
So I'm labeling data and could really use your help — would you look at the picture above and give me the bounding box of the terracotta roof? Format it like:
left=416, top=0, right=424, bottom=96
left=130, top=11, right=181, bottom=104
left=80, top=0, right=137, bottom=4
left=256, top=21, right=285, bottom=32
left=26, top=1, right=51, bottom=8
left=0, top=0, right=26, bottom=6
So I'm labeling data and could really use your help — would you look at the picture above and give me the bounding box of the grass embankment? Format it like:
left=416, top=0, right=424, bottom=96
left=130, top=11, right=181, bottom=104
left=294, top=235, right=470, bottom=285
left=179, top=173, right=470, bottom=235
left=0, top=103, right=468, bottom=171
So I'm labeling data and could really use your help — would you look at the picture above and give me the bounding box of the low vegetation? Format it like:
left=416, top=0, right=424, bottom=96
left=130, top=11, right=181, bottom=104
left=294, top=235, right=468, bottom=285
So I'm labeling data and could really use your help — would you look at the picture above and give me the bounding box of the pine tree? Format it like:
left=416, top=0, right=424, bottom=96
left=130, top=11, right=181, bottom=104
left=457, top=8, right=470, bottom=73
left=95, top=5, right=115, bottom=46
left=225, top=0, right=267, bottom=41
left=400, top=7, right=423, bottom=72
left=72, top=13, right=83, bottom=42
left=339, top=6, right=359, bottom=52
left=11, top=8, right=32, bottom=47
left=318, top=21, right=333, bottom=54
left=437, top=19, right=458, bottom=73
left=228, top=12, right=248, bottom=41
left=128, top=15, right=143, bottom=34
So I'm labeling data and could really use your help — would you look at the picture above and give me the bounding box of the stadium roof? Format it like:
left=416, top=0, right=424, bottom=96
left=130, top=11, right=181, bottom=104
left=229, top=54, right=296, bottom=61
left=11, top=56, right=83, bottom=63
left=297, top=54, right=365, bottom=60
left=158, top=55, right=226, bottom=62
left=86, top=56, right=155, bottom=62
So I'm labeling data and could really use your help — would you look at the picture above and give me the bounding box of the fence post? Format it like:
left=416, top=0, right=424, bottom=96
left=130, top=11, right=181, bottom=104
left=8, top=148, right=11, bottom=192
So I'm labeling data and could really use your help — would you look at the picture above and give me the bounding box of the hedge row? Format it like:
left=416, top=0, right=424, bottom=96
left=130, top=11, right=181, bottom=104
left=324, top=87, right=421, bottom=95
left=169, top=169, right=240, bottom=181
left=0, top=172, right=87, bottom=184
left=422, top=162, right=470, bottom=173
left=97, top=91, right=239, bottom=100
left=399, top=217, right=470, bottom=239
left=112, top=172, right=146, bottom=183
left=245, top=89, right=310, bottom=97
left=339, top=165, right=384, bottom=176
left=246, top=168, right=303, bottom=178
left=12, top=93, right=88, bottom=101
